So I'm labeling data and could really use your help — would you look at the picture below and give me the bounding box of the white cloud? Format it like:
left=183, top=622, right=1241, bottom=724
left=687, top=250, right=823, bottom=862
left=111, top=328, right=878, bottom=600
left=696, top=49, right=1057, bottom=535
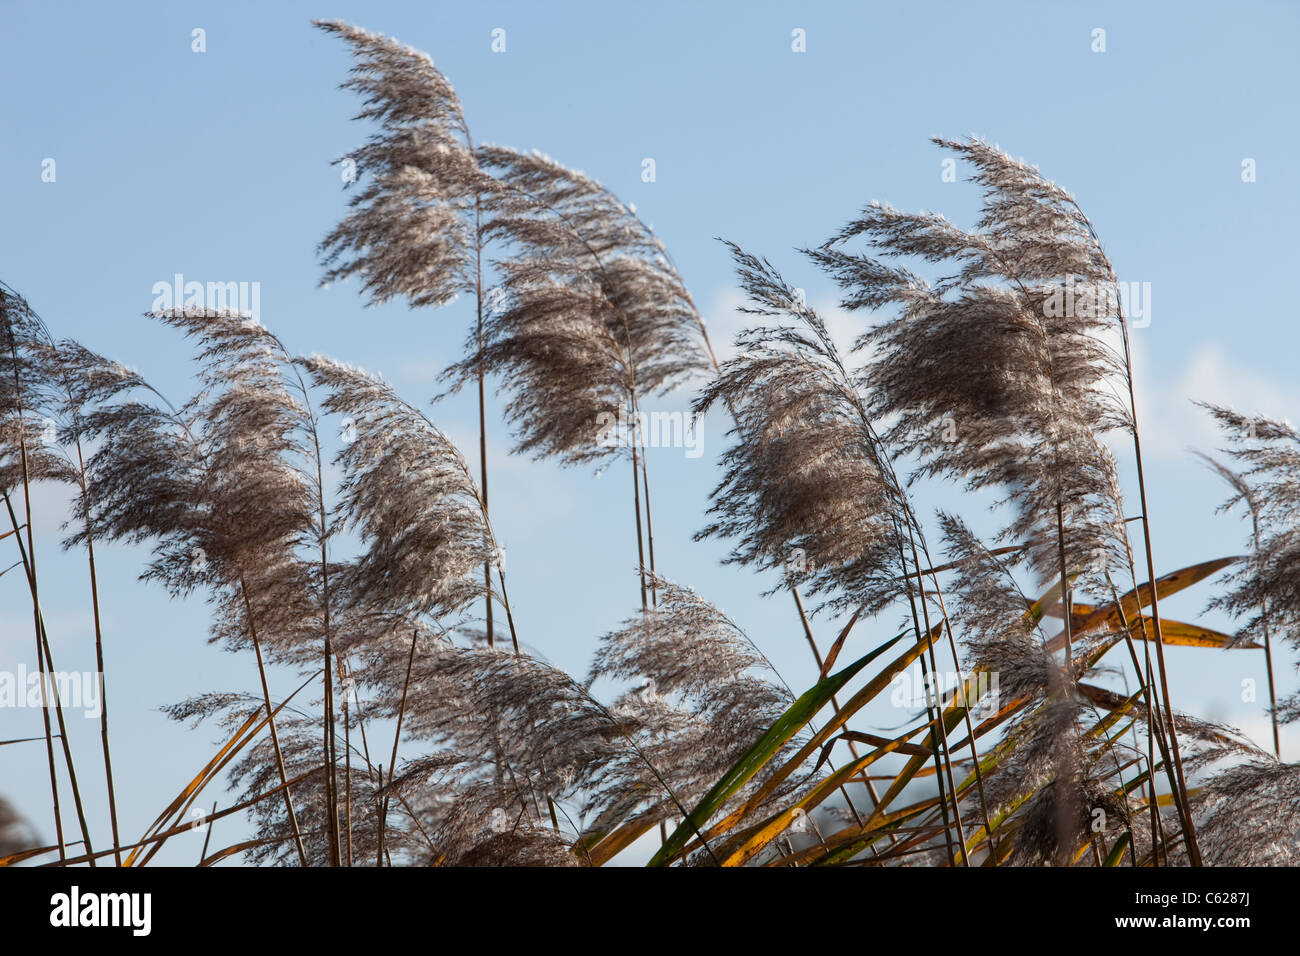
left=1130, top=336, right=1300, bottom=460
left=698, top=286, right=749, bottom=364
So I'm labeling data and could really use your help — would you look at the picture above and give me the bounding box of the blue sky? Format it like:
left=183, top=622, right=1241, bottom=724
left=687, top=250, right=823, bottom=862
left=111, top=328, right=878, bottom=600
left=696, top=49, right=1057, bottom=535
left=2, top=0, right=1298, bottom=864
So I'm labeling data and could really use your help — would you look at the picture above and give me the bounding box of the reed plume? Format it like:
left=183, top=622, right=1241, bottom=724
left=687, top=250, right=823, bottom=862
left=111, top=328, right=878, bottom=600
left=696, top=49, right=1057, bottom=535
left=587, top=574, right=801, bottom=834
left=1199, top=405, right=1300, bottom=751
left=0, top=285, right=97, bottom=863
left=809, top=138, right=1131, bottom=592
left=697, top=244, right=993, bottom=863
left=299, top=356, right=503, bottom=639
left=77, top=309, right=331, bottom=864
left=809, top=137, right=1202, bottom=861
left=695, top=243, right=906, bottom=617
left=316, top=18, right=506, bottom=647
left=449, top=147, right=708, bottom=609
left=1195, top=758, right=1300, bottom=866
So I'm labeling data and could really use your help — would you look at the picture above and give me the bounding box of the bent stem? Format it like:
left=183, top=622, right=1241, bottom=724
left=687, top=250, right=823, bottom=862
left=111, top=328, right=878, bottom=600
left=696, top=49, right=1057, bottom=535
left=3, top=489, right=64, bottom=860
left=79, top=478, right=122, bottom=865
left=474, top=194, right=496, bottom=648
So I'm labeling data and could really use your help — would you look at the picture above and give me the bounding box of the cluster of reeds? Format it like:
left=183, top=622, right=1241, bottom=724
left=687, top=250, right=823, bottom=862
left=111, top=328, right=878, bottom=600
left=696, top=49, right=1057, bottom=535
left=2, top=21, right=1297, bottom=867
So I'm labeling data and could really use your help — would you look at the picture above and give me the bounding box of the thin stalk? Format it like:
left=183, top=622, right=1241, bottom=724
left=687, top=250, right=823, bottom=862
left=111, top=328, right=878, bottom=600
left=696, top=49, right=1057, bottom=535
left=894, top=533, right=959, bottom=865
left=3, top=333, right=65, bottom=861
left=239, top=579, right=308, bottom=866
left=928, top=583, right=996, bottom=855
left=35, top=579, right=94, bottom=863
left=314, top=465, right=340, bottom=868
left=908, top=543, right=968, bottom=865
left=1083, top=700, right=1137, bottom=868
left=1129, top=461, right=1200, bottom=864
left=630, top=422, right=649, bottom=612
left=279, top=344, right=341, bottom=866
left=340, top=658, right=353, bottom=866
left=1243, top=502, right=1281, bottom=757
left=1052, top=500, right=1079, bottom=865
left=638, top=430, right=659, bottom=608
left=1120, top=675, right=1154, bottom=868
left=81, top=507, right=121, bottom=865
left=1106, top=572, right=1184, bottom=867
left=4, top=488, right=96, bottom=864
left=339, top=650, right=382, bottom=864
left=346, top=659, right=379, bottom=795
left=788, top=588, right=874, bottom=833
left=1261, top=622, right=1281, bottom=758
left=1075, top=204, right=1201, bottom=864
left=199, top=801, right=217, bottom=863
left=4, top=490, right=63, bottom=860
left=475, top=195, right=495, bottom=648
left=1056, top=502, right=1073, bottom=668
left=789, top=579, right=881, bottom=838
left=38, top=320, right=125, bottom=866
left=379, top=630, right=419, bottom=866
left=496, top=568, right=520, bottom=655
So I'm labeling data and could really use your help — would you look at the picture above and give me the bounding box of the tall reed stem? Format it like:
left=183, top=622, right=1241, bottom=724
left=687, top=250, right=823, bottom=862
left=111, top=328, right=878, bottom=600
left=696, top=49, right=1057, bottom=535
left=3, top=490, right=63, bottom=860
left=1127, top=394, right=1201, bottom=865
left=4, top=495, right=95, bottom=863
left=78, top=467, right=121, bottom=865
left=340, top=657, right=353, bottom=865
left=378, top=630, right=418, bottom=866
left=639, top=432, right=659, bottom=608
left=239, top=579, right=308, bottom=866
left=630, top=418, right=649, bottom=612
left=4, top=337, right=96, bottom=861
left=1073, top=204, right=1202, bottom=864
left=475, top=196, right=496, bottom=648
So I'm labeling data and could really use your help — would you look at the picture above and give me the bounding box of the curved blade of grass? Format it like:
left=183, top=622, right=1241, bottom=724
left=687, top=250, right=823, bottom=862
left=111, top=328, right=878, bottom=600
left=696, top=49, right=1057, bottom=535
left=200, top=834, right=297, bottom=867
left=0, top=841, right=81, bottom=867
left=817, top=605, right=865, bottom=681
left=664, top=624, right=945, bottom=865
left=584, top=815, right=660, bottom=867
left=125, top=672, right=316, bottom=865
left=122, top=706, right=264, bottom=866
left=648, top=630, right=908, bottom=867
left=1046, top=557, right=1238, bottom=644
left=718, top=729, right=926, bottom=866
left=874, top=580, right=1068, bottom=811
left=1133, top=617, right=1256, bottom=649
left=1049, top=603, right=1254, bottom=650
left=792, top=797, right=941, bottom=866
left=1103, top=831, right=1132, bottom=866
